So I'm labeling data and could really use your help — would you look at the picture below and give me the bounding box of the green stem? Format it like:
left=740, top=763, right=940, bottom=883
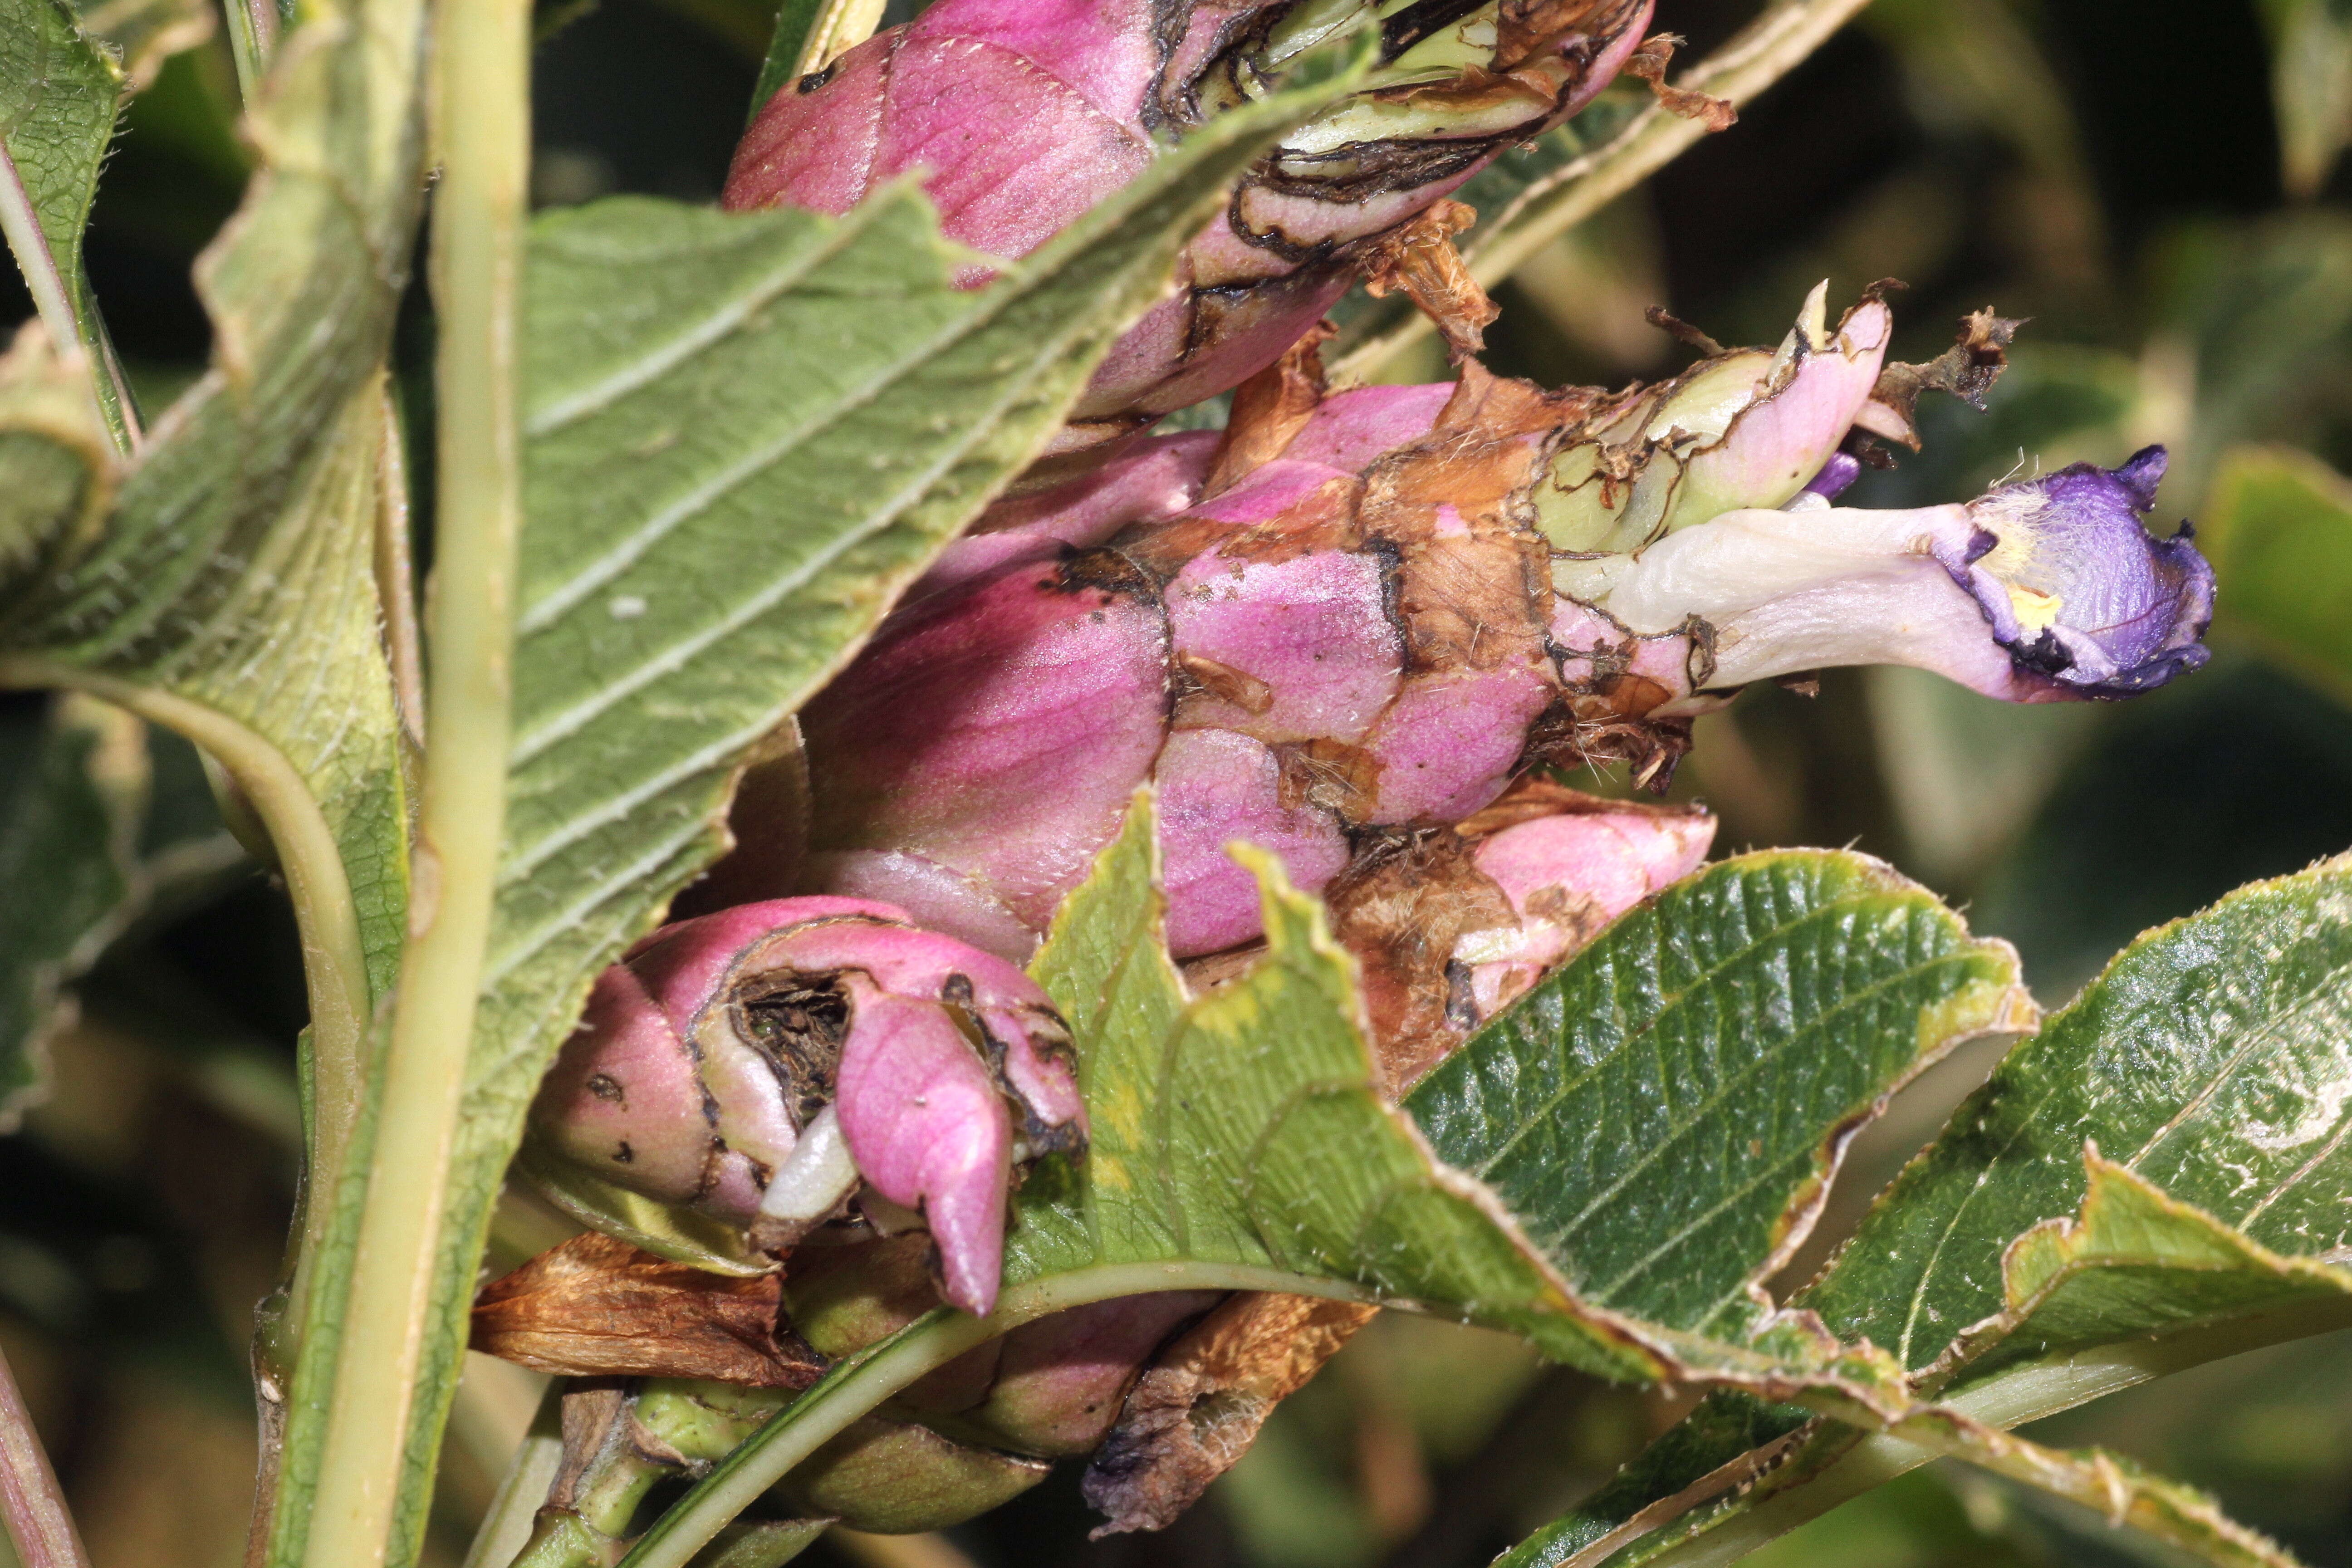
left=295, top=0, right=531, bottom=1560
left=0, top=144, right=136, bottom=455
left=1328, top=0, right=1878, bottom=385
left=618, top=1264, right=1376, bottom=1568
left=224, top=0, right=282, bottom=102
left=461, top=1388, right=567, bottom=1568
left=0, top=661, right=372, bottom=1201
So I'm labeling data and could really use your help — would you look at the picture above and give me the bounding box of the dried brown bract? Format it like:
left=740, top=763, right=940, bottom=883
left=470, top=1232, right=823, bottom=1387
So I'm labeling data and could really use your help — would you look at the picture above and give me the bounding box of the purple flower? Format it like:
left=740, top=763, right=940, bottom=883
left=531, top=897, right=1084, bottom=1315
left=1549, top=446, right=2214, bottom=706
left=1932, top=446, right=2214, bottom=696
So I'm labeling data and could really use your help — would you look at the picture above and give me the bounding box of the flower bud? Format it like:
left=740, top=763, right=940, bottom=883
left=1548, top=446, right=2215, bottom=708
left=1529, top=282, right=1892, bottom=553
left=528, top=898, right=1083, bottom=1315
left=1329, top=781, right=1714, bottom=1091
left=723, top=0, right=1652, bottom=441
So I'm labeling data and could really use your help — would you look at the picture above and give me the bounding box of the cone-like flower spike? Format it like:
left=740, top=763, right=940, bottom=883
left=800, top=293, right=2212, bottom=965
left=723, top=0, right=1652, bottom=441
left=1550, top=445, right=2215, bottom=708
left=530, top=898, right=1083, bottom=1315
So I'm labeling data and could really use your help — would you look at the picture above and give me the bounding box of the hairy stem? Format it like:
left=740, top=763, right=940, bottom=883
left=0, top=1345, right=88, bottom=1568
left=0, top=145, right=137, bottom=454
left=617, top=1264, right=1376, bottom=1568
left=1330, top=0, right=1877, bottom=383
left=296, top=0, right=532, bottom=1560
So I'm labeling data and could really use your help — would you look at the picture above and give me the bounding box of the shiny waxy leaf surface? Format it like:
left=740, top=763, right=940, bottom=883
left=1503, top=856, right=2352, bottom=1568
left=1408, top=852, right=2032, bottom=1343
left=1804, top=854, right=2352, bottom=1377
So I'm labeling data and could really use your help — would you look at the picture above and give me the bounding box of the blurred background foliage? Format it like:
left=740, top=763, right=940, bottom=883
left=7, top=0, right=2352, bottom=1563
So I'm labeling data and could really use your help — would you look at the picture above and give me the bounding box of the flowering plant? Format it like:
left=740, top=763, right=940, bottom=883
left=0, top=2, right=2343, bottom=1568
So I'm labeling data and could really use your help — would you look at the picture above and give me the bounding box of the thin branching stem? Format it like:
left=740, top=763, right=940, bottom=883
left=0, top=661, right=373, bottom=1155
left=0, top=1344, right=90, bottom=1568
left=297, top=0, right=532, bottom=1559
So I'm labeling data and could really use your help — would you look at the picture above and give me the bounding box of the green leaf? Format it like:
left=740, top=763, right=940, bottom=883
left=1016, top=810, right=2029, bottom=1401
left=1509, top=857, right=2352, bottom=1568
left=0, top=0, right=422, bottom=985
left=2201, top=446, right=2352, bottom=706
left=1406, top=851, right=2033, bottom=1344
left=1804, top=854, right=2352, bottom=1380
left=0, top=0, right=141, bottom=446
left=0, top=320, right=113, bottom=578
left=1023, top=807, right=1699, bottom=1382
left=0, top=691, right=239, bottom=1124
left=2261, top=0, right=2352, bottom=201
left=1951, top=1152, right=2352, bottom=1393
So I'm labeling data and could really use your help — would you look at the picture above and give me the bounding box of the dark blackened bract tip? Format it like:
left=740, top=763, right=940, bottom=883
left=2114, top=444, right=2167, bottom=508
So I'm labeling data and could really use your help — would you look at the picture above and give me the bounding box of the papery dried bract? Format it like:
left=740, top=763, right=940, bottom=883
left=1328, top=781, right=1715, bottom=1092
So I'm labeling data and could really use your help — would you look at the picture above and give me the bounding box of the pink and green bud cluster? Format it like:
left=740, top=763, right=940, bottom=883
left=529, top=897, right=1083, bottom=1315
left=1528, top=282, right=1894, bottom=551
left=722, top=0, right=1652, bottom=441
left=799, top=289, right=2215, bottom=964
